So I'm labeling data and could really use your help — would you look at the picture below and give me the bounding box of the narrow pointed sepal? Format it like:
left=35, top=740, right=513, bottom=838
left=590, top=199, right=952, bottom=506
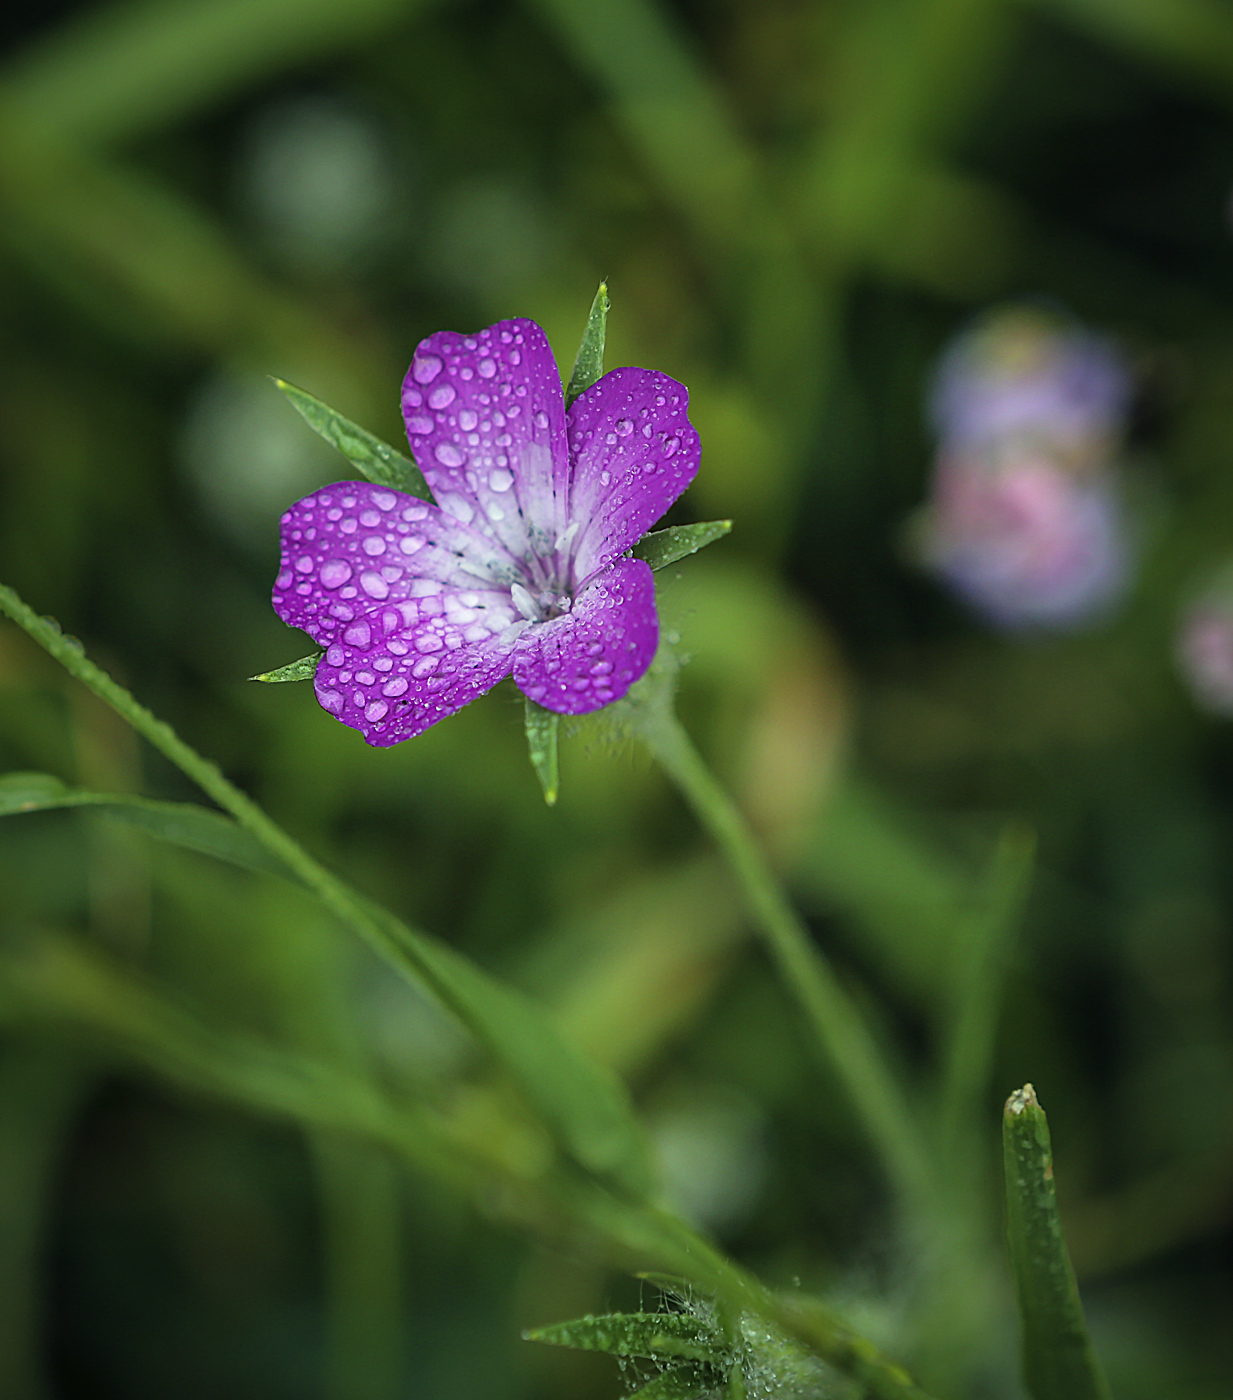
left=524, top=698, right=560, bottom=805
left=273, top=378, right=431, bottom=499
left=633, top=520, right=732, bottom=571
left=566, top=281, right=610, bottom=408
left=249, top=652, right=322, bottom=683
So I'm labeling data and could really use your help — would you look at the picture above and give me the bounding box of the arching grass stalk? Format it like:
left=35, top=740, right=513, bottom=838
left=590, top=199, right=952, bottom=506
left=636, top=698, right=933, bottom=1214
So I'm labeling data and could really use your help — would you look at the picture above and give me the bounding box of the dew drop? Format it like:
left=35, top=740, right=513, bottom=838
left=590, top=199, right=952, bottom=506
left=428, top=383, right=456, bottom=409
left=489, top=468, right=514, bottom=492
left=615, top=418, right=633, bottom=437
left=365, top=700, right=389, bottom=722
left=477, top=357, right=497, bottom=378
left=362, top=536, right=386, bottom=556
left=458, top=409, right=478, bottom=430
left=435, top=442, right=464, bottom=468
left=412, top=354, right=443, bottom=384
left=319, top=689, right=343, bottom=713
left=382, top=676, right=409, bottom=697
left=373, top=492, right=397, bottom=510
left=406, top=415, right=433, bottom=435
left=320, top=559, right=352, bottom=589
left=360, top=571, right=390, bottom=599
left=343, top=620, right=372, bottom=648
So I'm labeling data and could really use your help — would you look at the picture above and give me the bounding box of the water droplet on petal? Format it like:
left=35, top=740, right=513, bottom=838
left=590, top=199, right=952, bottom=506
left=459, top=409, right=478, bottom=430
left=360, top=571, right=390, bottom=599
left=365, top=700, right=389, bottom=722
left=320, top=559, right=352, bottom=588
left=406, top=415, right=433, bottom=435
left=428, top=383, right=456, bottom=409
left=435, top=442, right=464, bottom=468
left=362, top=536, right=386, bottom=556
left=489, top=468, right=514, bottom=492
left=413, top=354, right=443, bottom=384
left=615, top=418, right=633, bottom=437
left=477, top=357, right=497, bottom=378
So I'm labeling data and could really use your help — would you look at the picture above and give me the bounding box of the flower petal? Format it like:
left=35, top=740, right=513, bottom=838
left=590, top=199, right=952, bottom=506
left=273, top=481, right=518, bottom=648
left=401, top=319, right=569, bottom=568
left=313, top=587, right=526, bottom=745
left=566, top=368, right=700, bottom=582
left=513, top=557, right=657, bottom=714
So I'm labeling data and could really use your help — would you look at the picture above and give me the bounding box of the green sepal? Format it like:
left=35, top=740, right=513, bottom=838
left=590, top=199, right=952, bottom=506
left=566, top=282, right=610, bottom=407
left=524, top=698, right=560, bottom=806
left=249, top=652, right=322, bottom=683
left=629, top=1362, right=725, bottom=1400
left=1003, top=1085, right=1111, bottom=1400
left=274, top=378, right=431, bottom=499
left=523, top=1312, right=727, bottom=1364
left=633, top=521, right=732, bottom=572
left=0, top=772, right=298, bottom=883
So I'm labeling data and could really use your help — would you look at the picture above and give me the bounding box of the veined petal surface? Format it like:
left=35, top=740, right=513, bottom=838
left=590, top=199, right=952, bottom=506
left=513, top=557, right=657, bottom=714
left=401, top=319, right=570, bottom=567
left=566, top=368, right=700, bottom=582
left=274, top=482, right=517, bottom=648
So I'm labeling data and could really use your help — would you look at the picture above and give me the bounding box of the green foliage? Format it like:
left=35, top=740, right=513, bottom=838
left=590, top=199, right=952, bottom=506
left=250, top=652, right=321, bottom=683
left=1003, top=1086, right=1112, bottom=1400
left=632, top=521, right=733, bottom=572
left=524, top=699, right=560, bottom=806
left=274, top=379, right=431, bottom=498
left=566, top=281, right=610, bottom=407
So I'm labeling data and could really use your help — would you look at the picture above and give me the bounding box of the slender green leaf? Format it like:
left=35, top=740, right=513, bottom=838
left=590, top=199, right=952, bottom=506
left=633, top=522, right=732, bottom=572
left=524, top=1312, right=727, bottom=1364
left=274, top=378, right=430, bottom=498
left=0, top=583, right=652, bottom=1196
left=524, top=699, right=560, bottom=806
left=360, top=898, right=654, bottom=1196
left=0, top=772, right=297, bottom=882
left=1003, top=1085, right=1112, bottom=1400
left=566, top=282, right=609, bottom=406
left=250, top=651, right=321, bottom=683
left=629, top=1363, right=724, bottom=1400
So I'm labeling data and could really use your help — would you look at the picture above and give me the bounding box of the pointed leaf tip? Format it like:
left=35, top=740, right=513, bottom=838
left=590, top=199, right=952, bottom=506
left=632, top=521, right=732, bottom=571
left=275, top=379, right=431, bottom=499
left=566, top=282, right=610, bottom=407
left=250, top=652, right=322, bottom=683
left=524, top=698, right=560, bottom=805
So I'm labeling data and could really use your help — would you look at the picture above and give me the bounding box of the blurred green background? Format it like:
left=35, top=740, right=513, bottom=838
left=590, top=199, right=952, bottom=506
left=2, top=0, right=1233, bottom=1397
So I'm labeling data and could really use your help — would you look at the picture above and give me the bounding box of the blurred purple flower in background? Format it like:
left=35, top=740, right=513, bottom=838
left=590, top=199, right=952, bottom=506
left=1177, top=569, right=1233, bottom=716
left=274, top=318, right=699, bottom=744
left=916, top=306, right=1135, bottom=629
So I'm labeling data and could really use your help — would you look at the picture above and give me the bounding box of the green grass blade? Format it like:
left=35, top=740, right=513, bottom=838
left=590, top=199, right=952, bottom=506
left=274, top=378, right=430, bottom=498
left=0, top=583, right=652, bottom=1197
left=524, top=699, right=560, bottom=805
left=0, top=771, right=298, bottom=882
left=250, top=652, right=321, bottom=683
left=1003, top=1085, right=1112, bottom=1400
left=566, top=281, right=609, bottom=406
left=632, top=521, right=732, bottom=571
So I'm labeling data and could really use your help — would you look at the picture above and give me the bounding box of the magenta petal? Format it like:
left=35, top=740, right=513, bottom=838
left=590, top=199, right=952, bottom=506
left=312, top=587, right=526, bottom=745
left=401, top=319, right=570, bottom=562
left=513, top=557, right=657, bottom=714
left=273, top=481, right=518, bottom=648
left=566, top=368, right=700, bottom=581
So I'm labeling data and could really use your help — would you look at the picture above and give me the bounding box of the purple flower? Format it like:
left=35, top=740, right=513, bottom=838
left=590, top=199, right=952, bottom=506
left=1177, top=573, right=1233, bottom=716
left=929, top=306, right=1130, bottom=466
left=273, top=318, right=699, bottom=744
left=920, top=446, right=1130, bottom=629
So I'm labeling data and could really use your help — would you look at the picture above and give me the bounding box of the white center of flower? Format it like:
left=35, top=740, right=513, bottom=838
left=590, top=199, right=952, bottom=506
left=509, top=580, right=573, bottom=623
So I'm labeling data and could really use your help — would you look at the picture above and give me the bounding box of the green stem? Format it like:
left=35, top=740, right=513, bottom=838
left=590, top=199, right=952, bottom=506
left=639, top=703, right=931, bottom=1209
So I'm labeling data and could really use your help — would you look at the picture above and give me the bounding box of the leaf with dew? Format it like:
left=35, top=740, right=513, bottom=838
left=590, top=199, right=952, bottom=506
left=524, top=698, right=560, bottom=805
left=250, top=652, right=322, bottom=683
left=566, top=282, right=610, bottom=407
left=633, top=522, right=732, bottom=572
left=524, top=1312, right=728, bottom=1364
left=274, top=378, right=431, bottom=499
